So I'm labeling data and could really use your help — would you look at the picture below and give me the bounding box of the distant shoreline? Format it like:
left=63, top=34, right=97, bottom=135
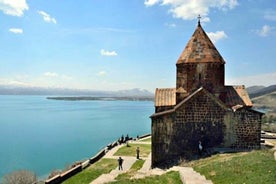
left=46, top=96, right=154, bottom=101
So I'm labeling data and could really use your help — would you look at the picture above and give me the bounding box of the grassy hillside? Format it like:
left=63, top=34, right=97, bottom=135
left=188, top=149, right=276, bottom=184
left=62, top=158, right=118, bottom=184
left=252, top=91, right=276, bottom=116
left=63, top=149, right=276, bottom=184
left=63, top=137, right=276, bottom=184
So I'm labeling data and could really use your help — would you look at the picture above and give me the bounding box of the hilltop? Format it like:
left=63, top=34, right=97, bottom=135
left=247, top=85, right=276, bottom=116
left=247, top=85, right=276, bottom=99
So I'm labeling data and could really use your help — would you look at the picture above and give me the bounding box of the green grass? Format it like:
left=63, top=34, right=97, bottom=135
left=191, top=149, right=276, bottom=184
left=110, top=171, right=182, bottom=184
left=62, top=158, right=117, bottom=184
left=115, top=159, right=145, bottom=181
left=62, top=138, right=276, bottom=184
left=114, top=143, right=151, bottom=157
left=130, top=159, right=145, bottom=170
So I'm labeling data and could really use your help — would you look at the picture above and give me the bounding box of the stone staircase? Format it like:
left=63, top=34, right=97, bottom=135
left=171, top=166, right=213, bottom=184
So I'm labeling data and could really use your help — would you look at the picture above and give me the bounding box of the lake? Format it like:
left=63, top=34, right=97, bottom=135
left=0, top=95, right=153, bottom=179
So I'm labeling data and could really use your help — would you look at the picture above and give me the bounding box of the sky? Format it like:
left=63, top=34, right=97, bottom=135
left=0, top=0, right=275, bottom=92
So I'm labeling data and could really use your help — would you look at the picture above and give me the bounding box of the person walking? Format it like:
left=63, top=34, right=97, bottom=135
left=198, top=141, right=203, bottom=156
left=136, top=147, right=140, bottom=159
left=118, top=157, right=123, bottom=170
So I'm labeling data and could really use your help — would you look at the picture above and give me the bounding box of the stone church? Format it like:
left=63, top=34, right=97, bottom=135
left=150, top=20, right=263, bottom=167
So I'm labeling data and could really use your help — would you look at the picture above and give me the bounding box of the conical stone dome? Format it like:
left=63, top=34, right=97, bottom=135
left=177, top=22, right=225, bottom=64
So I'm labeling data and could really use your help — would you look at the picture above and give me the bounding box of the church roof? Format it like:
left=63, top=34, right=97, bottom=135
left=154, top=85, right=252, bottom=108
left=154, top=88, right=176, bottom=107
left=224, top=85, right=253, bottom=107
left=177, top=22, right=225, bottom=64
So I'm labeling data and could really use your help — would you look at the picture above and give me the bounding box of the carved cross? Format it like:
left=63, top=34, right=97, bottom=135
left=198, top=14, right=201, bottom=24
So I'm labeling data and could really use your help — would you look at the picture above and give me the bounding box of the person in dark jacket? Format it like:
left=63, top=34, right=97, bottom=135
left=118, top=157, right=123, bottom=170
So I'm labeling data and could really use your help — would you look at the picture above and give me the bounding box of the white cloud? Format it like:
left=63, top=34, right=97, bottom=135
left=97, top=71, right=107, bottom=76
left=0, top=0, right=28, bottom=16
left=9, top=28, right=23, bottom=34
left=264, top=9, right=276, bottom=21
left=256, top=25, right=272, bottom=37
left=207, top=31, right=227, bottom=43
left=144, top=0, right=238, bottom=21
left=226, top=72, right=276, bottom=87
left=37, top=10, right=57, bottom=24
left=144, top=0, right=160, bottom=6
left=100, top=49, right=118, bottom=56
left=43, top=72, right=58, bottom=77
left=200, top=16, right=210, bottom=23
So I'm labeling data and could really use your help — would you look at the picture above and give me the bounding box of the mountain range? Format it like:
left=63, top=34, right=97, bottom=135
left=247, top=85, right=276, bottom=99
left=1, top=84, right=275, bottom=102
left=0, top=85, right=154, bottom=98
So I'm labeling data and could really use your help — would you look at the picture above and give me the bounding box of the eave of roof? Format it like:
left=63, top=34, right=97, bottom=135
left=232, top=105, right=265, bottom=115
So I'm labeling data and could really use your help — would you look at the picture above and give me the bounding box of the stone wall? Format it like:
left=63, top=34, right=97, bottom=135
left=152, top=89, right=262, bottom=167
left=172, top=90, right=227, bottom=156
left=151, top=114, right=174, bottom=167
left=231, top=108, right=262, bottom=149
left=152, top=89, right=228, bottom=167
left=173, top=90, right=227, bottom=152
left=176, top=63, right=224, bottom=96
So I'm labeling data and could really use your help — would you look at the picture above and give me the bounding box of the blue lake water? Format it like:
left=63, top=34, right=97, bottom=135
left=0, top=95, right=153, bottom=179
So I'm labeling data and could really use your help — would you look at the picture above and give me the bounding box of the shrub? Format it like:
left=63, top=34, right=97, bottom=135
left=2, top=170, right=37, bottom=184
left=47, top=170, right=62, bottom=179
